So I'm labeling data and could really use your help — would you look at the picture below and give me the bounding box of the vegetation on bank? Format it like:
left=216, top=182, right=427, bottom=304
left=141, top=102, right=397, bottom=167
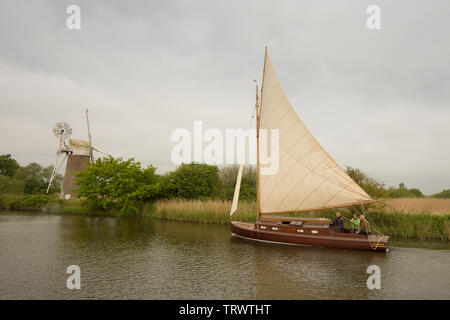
left=0, top=154, right=62, bottom=195
left=1, top=194, right=449, bottom=241
left=431, top=189, right=450, bottom=199
left=75, top=157, right=160, bottom=214
left=1, top=154, right=450, bottom=240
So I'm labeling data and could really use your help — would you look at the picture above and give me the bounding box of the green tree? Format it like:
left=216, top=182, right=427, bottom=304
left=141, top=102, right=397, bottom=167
left=432, top=189, right=450, bottom=198
left=75, top=157, right=160, bottom=214
left=169, top=163, right=220, bottom=199
left=219, top=165, right=256, bottom=201
left=14, top=163, right=44, bottom=194
left=12, top=163, right=62, bottom=194
left=0, top=175, right=25, bottom=194
left=0, top=154, right=20, bottom=177
left=158, top=172, right=178, bottom=199
left=42, top=165, right=63, bottom=194
left=345, top=167, right=386, bottom=199
left=384, top=183, right=424, bottom=198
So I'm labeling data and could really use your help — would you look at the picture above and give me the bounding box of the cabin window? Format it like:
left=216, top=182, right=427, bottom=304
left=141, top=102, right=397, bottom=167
left=311, top=230, right=318, bottom=234
left=260, top=226, right=266, bottom=230
left=272, top=227, right=278, bottom=231
left=297, top=229, right=304, bottom=233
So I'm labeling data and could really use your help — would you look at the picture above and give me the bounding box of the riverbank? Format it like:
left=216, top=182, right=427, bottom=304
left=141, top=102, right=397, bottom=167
left=1, top=194, right=449, bottom=240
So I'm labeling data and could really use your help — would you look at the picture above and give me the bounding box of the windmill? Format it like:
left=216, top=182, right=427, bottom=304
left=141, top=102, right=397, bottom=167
left=46, top=109, right=110, bottom=199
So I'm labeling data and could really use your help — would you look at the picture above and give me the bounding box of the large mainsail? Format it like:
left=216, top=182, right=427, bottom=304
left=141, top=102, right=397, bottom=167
left=258, top=50, right=374, bottom=214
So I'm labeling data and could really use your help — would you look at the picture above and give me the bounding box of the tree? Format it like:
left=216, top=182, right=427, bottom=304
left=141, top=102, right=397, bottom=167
left=345, top=167, right=386, bottom=199
left=168, top=163, right=220, bottom=199
left=14, top=163, right=44, bottom=194
left=0, top=175, right=25, bottom=194
left=432, top=189, right=450, bottom=198
left=0, top=154, right=20, bottom=177
left=12, top=163, right=62, bottom=194
left=75, top=157, right=160, bottom=214
left=42, top=165, right=63, bottom=194
left=384, top=183, right=424, bottom=198
left=219, top=165, right=256, bottom=201
left=158, top=172, right=178, bottom=199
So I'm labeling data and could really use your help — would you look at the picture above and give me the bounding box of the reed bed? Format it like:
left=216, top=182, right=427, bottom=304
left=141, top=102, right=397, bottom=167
left=1, top=195, right=448, bottom=240
left=150, top=199, right=450, bottom=240
left=382, top=198, right=450, bottom=215
left=152, top=199, right=257, bottom=224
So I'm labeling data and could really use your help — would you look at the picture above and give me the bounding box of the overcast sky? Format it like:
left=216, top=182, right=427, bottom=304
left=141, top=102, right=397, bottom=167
left=0, top=0, right=449, bottom=195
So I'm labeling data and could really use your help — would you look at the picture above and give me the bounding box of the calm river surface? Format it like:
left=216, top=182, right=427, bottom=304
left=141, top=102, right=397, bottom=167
left=0, top=211, right=449, bottom=299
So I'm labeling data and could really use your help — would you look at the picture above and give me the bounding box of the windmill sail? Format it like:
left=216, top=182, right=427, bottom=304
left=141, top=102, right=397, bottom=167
left=258, top=50, right=375, bottom=214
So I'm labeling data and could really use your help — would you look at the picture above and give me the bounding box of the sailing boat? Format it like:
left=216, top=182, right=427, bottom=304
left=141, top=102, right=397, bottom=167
left=230, top=48, right=389, bottom=252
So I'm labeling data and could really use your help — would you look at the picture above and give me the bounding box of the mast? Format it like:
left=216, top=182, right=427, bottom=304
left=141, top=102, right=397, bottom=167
left=257, top=47, right=267, bottom=220
left=255, top=83, right=260, bottom=219
left=85, top=109, right=94, bottom=163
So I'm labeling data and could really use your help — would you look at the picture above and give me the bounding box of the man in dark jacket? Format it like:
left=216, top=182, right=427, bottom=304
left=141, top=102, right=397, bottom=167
left=332, top=212, right=345, bottom=233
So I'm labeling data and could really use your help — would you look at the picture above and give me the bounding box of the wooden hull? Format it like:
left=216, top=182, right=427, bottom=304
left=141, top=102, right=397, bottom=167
left=230, top=220, right=389, bottom=252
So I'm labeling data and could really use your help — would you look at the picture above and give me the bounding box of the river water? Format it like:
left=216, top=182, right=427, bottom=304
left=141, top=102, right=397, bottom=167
left=0, top=211, right=449, bottom=300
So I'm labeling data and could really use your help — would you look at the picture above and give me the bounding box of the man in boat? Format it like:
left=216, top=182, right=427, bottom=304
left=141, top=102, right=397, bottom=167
left=350, top=213, right=360, bottom=233
left=356, top=215, right=371, bottom=236
left=332, top=212, right=345, bottom=233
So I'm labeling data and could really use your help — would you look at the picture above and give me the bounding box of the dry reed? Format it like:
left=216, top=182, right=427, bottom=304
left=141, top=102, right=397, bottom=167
left=381, top=198, right=450, bottom=215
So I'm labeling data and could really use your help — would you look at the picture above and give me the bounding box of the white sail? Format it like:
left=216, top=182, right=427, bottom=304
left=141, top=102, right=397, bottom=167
left=230, top=162, right=245, bottom=217
left=259, top=50, right=375, bottom=214
left=230, top=123, right=250, bottom=217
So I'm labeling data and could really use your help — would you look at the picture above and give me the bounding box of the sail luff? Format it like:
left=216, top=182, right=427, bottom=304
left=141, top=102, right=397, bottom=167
left=256, top=47, right=268, bottom=219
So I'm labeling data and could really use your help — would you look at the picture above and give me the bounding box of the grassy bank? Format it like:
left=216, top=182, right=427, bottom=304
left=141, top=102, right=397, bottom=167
left=1, top=194, right=449, bottom=240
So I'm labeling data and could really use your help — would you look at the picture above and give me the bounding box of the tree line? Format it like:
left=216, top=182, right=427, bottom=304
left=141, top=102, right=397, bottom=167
left=1, top=153, right=449, bottom=214
left=0, top=154, right=62, bottom=195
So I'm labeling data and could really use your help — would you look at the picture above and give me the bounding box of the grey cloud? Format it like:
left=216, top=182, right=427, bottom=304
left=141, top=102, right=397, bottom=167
left=0, top=0, right=449, bottom=194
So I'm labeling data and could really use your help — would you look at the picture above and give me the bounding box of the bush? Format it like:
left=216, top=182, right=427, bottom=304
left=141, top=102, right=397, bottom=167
left=168, top=163, right=221, bottom=199
left=0, top=194, right=57, bottom=210
left=75, top=157, right=160, bottom=214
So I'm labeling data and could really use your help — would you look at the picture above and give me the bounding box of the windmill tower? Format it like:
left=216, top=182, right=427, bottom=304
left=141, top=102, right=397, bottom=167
left=47, top=109, right=110, bottom=199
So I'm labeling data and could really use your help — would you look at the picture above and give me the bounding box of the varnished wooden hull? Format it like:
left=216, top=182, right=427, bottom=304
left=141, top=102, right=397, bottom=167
left=230, top=221, right=389, bottom=252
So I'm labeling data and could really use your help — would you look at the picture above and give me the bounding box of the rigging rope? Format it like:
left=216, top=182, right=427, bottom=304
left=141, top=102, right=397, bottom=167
left=359, top=204, right=386, bottom=251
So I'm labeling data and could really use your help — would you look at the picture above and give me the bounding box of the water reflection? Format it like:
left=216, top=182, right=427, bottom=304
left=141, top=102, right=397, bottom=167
left=0, top=211, right=448, bottom=299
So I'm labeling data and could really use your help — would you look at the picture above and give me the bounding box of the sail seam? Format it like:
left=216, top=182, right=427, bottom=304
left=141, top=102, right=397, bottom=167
left=262, top=144, right=371, bottom=212
left=293, top=166, right=341, bottom=211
